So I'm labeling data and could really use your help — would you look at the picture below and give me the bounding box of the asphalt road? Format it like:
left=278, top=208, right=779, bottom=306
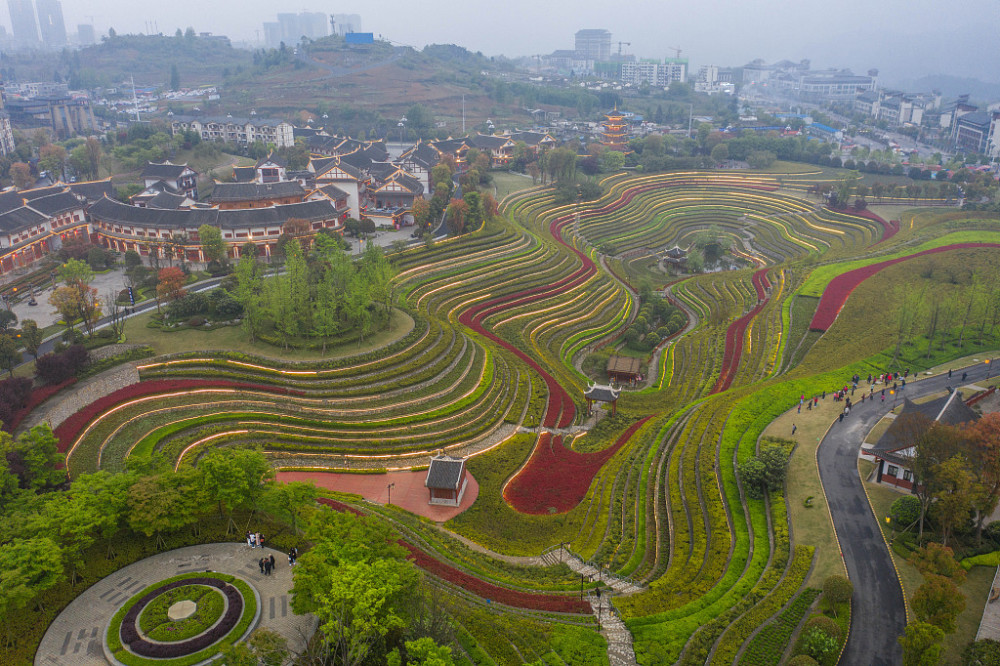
left=12, top=275, right=229, bottom=369
left=818, top=360, right=995, bottom=664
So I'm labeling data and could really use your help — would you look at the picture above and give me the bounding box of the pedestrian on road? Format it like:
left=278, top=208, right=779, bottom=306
left=258, top=557, right=265, bottom=574
left=963, top=372, right=968, bottom=382
left=264, top=558, right=271, bottom=575
left=797, top=403, right=801, bottom=413
left=949, top=368, right=953, bottom=378
left=881, top=394, right=885, bottom=403
left=269, top=554, right=276, bottom=571
left=839, top=412, right=844, bottom=422
left=792, top=423, right=797, bottom=435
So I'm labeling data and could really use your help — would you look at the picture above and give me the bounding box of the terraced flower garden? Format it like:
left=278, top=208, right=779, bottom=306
left=43, top=167, right=1000, bottom=664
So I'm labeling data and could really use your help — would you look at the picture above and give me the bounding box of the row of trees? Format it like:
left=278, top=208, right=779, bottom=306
left=233, top=235, right=396, bottom=351
left=890, top=264, right=1000, bottom=366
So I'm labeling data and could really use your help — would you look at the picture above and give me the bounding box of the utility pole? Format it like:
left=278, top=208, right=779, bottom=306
left=462, top=95, right=466, bottom=134
left=687, top=103, right=693, bottom=138
left=131, top=75, right=140, bottom=123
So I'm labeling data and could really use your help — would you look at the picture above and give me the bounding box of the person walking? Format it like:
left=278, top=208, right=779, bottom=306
left=264, top=558, right=271, bottom=576
left=269, top=554, right=276, bottom=572
left=791, top=423, right=797, bottom=435
left=962, top=372, right=968, bottom=382
left=258, top=557, right=265, bottom=574
left=949, top=368, right=953, bottom=378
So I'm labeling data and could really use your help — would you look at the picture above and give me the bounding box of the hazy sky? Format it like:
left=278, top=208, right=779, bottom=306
left=36, top=0, right=1000, bottom=84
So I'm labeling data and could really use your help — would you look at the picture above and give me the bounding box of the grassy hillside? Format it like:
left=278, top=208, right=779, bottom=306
left=6, top=34, right=254, bottom=89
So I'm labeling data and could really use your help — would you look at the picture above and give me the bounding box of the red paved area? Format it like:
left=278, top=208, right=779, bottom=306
left=276, top=469, right=479, bottom=522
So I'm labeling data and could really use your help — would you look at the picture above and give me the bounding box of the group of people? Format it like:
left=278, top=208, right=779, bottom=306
left=259, top=554, right=276, bottom=575
left=247, top=530, right=300, bottom=573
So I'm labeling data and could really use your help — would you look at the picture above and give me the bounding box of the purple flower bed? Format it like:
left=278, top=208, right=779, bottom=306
left=120, top=577, right=244, bottom=658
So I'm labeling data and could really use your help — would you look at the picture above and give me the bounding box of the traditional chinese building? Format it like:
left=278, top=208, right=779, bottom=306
left=425, top=455, right=469, bottom=507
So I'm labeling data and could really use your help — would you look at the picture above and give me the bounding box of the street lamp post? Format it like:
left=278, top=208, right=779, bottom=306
left=398, top=116, right=407, bottom=147
left=986, top=358, right=992, bottom=380
left=387, top=482, right=395, bottom=506
left=580, top=574, right=592, bottom=600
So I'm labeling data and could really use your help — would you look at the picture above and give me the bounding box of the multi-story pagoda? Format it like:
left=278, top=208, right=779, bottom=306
left=600, top=107, right=630, bottom=152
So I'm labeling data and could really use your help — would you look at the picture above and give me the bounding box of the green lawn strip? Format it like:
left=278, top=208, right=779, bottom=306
left=105, top=572, right=257, bottom=666
left=139, top=585, right=224, bottom=642
left=710, top=545, right=815, bottom=665
left=738, top=588, right=822, bottom=665
left=798, top=230, right=1000, bottom=297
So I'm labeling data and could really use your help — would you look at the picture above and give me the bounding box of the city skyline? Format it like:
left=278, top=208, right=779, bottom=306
left=5, top=0, right=999, bottom=85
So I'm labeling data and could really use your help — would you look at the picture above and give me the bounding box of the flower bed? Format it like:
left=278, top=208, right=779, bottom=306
left=827, top=206, right=898, bottom=244
left=56, top=379, right=305, bottom=454
left=3, top=377, right=77, bottom=432
left=105, top=572, right=256, bottom=666
left=713, top=269, right=770, bottom=394
left=809, top=243, right=1000, bottom=331
left=503, top=416, right=655, bottom=515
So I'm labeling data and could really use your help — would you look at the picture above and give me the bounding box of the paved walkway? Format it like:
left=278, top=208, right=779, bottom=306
left=35, top=543, right=317, bottom=666
left=277, top=469, right=479, bottom=522
left=818, top=361, right=995, bottom=665
left=976, top=565, right=1000, bottom=641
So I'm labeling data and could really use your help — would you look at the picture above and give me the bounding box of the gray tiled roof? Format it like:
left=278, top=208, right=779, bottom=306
left=584, top=384, right=620, bottom=403
left=210, top=181, right=304, bottom=203
left=871, top=392, right=979, bottom=456
left=141, top=162, right=193, bottom=180
left=425, top=456, right=466, bottom=490
left=25, top=192, right=84, bottom=216
left=88, top=196, right=340, bottom=230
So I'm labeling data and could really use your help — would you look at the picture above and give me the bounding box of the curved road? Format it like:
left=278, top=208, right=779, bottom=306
left=819, top=359, right=995, bottom=664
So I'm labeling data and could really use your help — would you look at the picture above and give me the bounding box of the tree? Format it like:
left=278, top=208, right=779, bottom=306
left=128, top=470, right=205, bottom=549
left=38, top=144, right=66, bottom=180
left=0, top=537, right=64, bottom=624
left=908, top=417, right=954, bottom=543
left=891, top=494, right=922, bottom=530
left=930, top=455, right=973, bottom=547
left=912, top=574, right=965, bottom=633
left=822, top=575, right=853, bottom=618
left=445, top=198, right=469, bottom=236
left=0, top=309, right=15, bottom=333
left=899, top=622, right=944, bottom=666
left=962, top=639, right=1000, bottom=665
left=388, top=638, right=454, bottom=666
left=59, top=257, right=94, bottom=287
left=964, top=412, right=1000, bottom=544
left=908, top=543, right=966, bottom=584
left=10, top=162, right=32, bottom=189
left=411, top=197, right=431, bottom=230
left=170, top=64, right=180, bottom=91
left=261, top=481, right=317, bottom=535
left=710, top=143, right=729, bottom=163
left=220, top=628, right=289, bottom=666
left=198, top=448, right=271, bottom=534
left=156, top=266, right=187, bottom=303
left=198, top=224, right=226, bottom=265
left=234, top=255, right=264, bottom=342
left=0, top=334, right=18, bottom=377
left=84, top=137, right=102, bottom=178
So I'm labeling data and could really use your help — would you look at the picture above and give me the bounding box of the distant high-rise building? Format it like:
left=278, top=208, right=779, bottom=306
left=35, top=0, right=66, bottom=47
left=7, top=0, right=40, bottom=45
left=575, top=29, right=611, bottom=62
left=276, top=13, right=301, bottom=45
left=298, top=12, right=327, bottom=40
left=76, top=23, right=95, bottom=45
left=262, top=22, right=281, bottom=48
left=331, top=14, right=361, bottom=36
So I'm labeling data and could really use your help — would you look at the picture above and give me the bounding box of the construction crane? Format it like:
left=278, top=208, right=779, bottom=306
left=617, top=41, right=631, bottom=57
left=669, top=46, right=683, bottom=59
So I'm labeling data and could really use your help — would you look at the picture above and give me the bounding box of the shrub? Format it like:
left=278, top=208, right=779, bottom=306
left=788, top=657, right=819, bottom=666
left=892, top=495, right=921, bottom=527
left=167, top=293, right=210, bottom=320
left=823, top=575, right=853, bottom=617
left=961, top=639, right=1000, bottom=666
left=0, top=376, right=32, bottom=427
left=801, top=627, right=839, bottom=661
left=804, top=615, right=842, bottom=641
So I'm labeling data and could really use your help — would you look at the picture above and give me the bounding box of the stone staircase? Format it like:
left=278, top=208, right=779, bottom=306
left=586, top=593, right=638, bottom=666
left=539, top=546, right=644, bottom=596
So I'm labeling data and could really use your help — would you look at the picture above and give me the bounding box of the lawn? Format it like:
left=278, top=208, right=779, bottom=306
left=763, top=397, right=847, bottom=586
left=122, top=307, right=414, bottom=361
left=493, top=172, right=538, bottom=203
